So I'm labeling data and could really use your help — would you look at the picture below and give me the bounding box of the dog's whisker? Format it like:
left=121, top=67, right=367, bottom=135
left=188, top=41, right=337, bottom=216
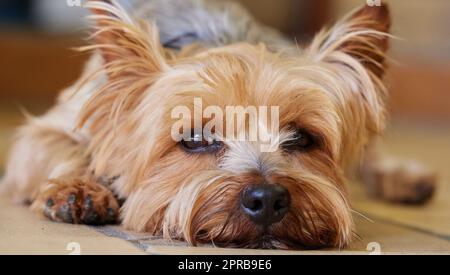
left=350, top=209, right=374, bottom=223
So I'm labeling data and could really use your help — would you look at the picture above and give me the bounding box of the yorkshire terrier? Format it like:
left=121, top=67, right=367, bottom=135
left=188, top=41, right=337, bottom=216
left=1, top=0, right=436, bottom=249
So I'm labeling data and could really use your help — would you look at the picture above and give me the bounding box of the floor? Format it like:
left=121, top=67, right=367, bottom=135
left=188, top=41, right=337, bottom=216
left=0, top=107, right=450, bottom=255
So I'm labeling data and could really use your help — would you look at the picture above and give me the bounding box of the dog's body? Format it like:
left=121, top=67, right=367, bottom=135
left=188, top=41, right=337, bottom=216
left=1, top=0, right=436, bottom=249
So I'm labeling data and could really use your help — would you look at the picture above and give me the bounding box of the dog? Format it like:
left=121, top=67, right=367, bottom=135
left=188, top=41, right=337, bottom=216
left=0, top=0, right=436, bottom=249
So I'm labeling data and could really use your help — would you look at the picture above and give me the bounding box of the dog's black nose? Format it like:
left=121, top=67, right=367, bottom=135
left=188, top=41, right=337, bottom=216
left=240, top=184, right=291, bottom=226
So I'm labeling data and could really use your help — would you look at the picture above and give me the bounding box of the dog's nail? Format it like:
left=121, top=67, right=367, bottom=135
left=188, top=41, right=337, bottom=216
left=56, top=203, right=74, bottom=223
left=82, top=210, right=101, bottom=225
left=106, top=207, right=117, bottom=223
left=84, top=195, right=94, bottom=209
left=107, top=207, right=116, bottom=216
left=46, top=198, right=55, bottom=208
left=67, top=194, right=77, bottom=204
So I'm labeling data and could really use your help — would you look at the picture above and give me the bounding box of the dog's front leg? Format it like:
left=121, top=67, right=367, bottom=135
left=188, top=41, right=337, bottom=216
left=360, top=143, right=437, bottom=204
left=31, top=176, right=120, bottom=225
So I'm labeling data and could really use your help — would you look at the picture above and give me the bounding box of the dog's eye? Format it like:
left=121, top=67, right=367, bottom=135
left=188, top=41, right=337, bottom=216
left=282, top=129, right=315, bottom=151
left=180, top=133, right=223, bottom=153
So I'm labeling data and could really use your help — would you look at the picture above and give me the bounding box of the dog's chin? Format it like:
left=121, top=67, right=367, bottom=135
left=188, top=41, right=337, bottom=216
left=193, top=221, right=344, bottom=250
left=189, top=209, right=350, bottom=250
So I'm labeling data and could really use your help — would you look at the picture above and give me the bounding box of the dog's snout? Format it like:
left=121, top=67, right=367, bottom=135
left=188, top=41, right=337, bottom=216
left=240, top=183, right=291, bottom=226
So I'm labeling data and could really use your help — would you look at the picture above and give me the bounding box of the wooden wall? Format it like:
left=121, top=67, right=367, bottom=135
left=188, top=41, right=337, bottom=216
left=0, top=32, right=88, bottom=103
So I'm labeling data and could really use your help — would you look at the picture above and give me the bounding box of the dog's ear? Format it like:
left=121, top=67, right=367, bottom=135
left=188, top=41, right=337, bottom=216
left=83, top=0, right=168, bottom=73
left=307, top=4, right=391, bottom=78
left=305, top=4, right=391, bottom=160
left=77, top=1, right=169, bottom=128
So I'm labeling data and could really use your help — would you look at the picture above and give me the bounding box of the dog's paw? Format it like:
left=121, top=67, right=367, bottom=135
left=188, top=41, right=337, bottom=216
left=365, top=160, right=436, bottom=204
left=33, top=177, right=120, bottom=225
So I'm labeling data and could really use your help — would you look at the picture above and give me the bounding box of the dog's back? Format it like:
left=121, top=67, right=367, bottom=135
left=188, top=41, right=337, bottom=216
left=126, top=0, right=292, bottom=49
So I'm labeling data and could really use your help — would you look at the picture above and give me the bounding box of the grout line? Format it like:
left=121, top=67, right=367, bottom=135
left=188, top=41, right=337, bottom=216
left=91, top=213, right=450, bottom=255
left=89, top=225, right=154, bottom=254
left=359, top=211, right=450, bottom=242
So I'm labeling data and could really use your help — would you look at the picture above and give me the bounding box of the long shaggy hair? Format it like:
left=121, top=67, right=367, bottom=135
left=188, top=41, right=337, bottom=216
left=1, top=0, right=391, bottom=249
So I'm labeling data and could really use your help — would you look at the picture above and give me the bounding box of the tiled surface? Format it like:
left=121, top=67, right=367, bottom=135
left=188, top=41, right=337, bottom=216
left=351, top=124, right=450, bottom=239
left=0, top=108, right=450, bottom=254
left=0, top=197, right=146, bottom=255
left=92, top=215, right=450, bottom=254
left=1, top=197, right=449, bottom=255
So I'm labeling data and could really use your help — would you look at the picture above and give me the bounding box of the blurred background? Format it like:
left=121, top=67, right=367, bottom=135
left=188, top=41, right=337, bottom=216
left=0, top=0, right=450, bottom=253
left=1, top=0, right=450, bottom=118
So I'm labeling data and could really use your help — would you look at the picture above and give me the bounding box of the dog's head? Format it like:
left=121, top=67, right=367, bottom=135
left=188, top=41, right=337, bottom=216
left=80, top=1, right=390, bottom=249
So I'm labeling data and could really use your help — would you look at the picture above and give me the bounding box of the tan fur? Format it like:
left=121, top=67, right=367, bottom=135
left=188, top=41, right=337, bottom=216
left=0, top=1, right=435, bottom=249
left=31, top=176, right=119, bottom=224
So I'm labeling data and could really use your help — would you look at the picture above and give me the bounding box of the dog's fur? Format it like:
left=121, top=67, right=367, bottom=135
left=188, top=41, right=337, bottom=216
left=0, top=0, right=436, bottom=249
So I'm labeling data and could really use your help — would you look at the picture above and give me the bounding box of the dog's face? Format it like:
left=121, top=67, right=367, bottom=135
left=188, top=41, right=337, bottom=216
left=81, top=1, right=390, bottom=249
